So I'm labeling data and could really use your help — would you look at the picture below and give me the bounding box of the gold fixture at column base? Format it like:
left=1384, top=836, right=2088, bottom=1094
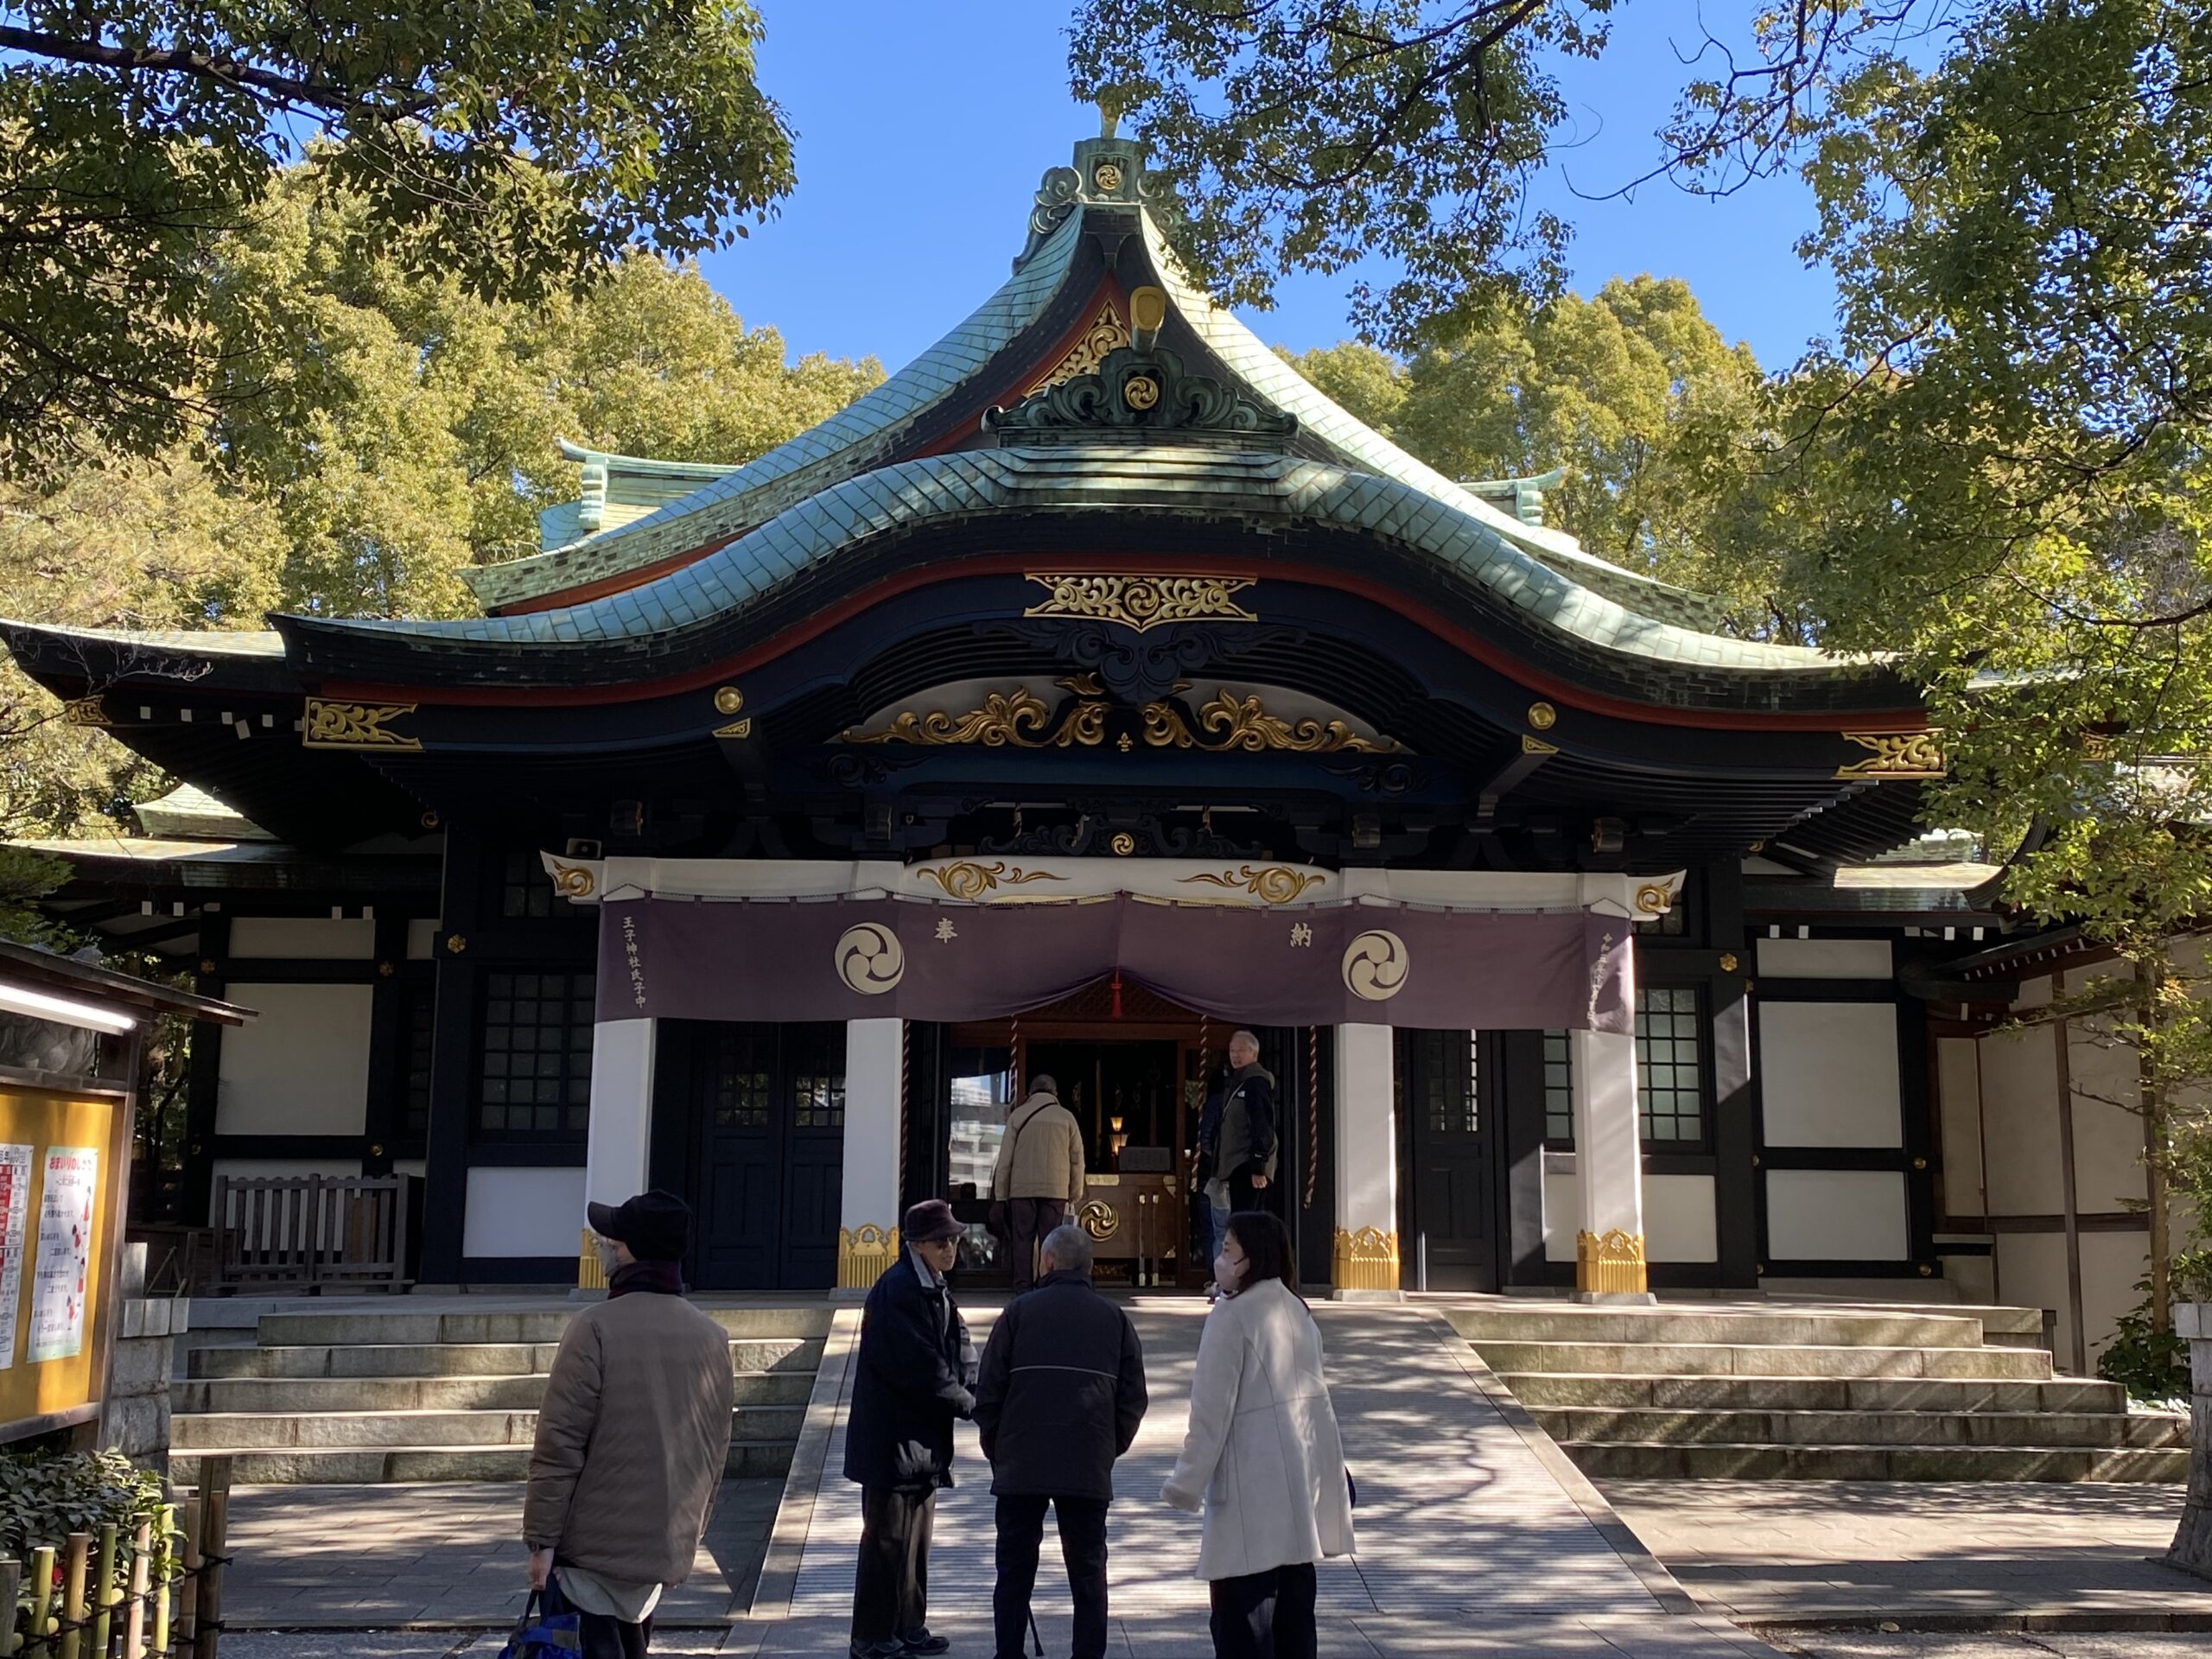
left=1332, top=1226, right=1400, bottom=1293
left=1576, top=1229, right=1648, bottom=1295
left=837, top=1224, right=901, bottom=1290
left=578, top=1228, right=607, bottom=1292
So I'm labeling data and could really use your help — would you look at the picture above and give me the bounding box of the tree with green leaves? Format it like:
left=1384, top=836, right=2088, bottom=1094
left=1, top=1, right=798, bottom=482
left=1283, top=276, right=1789, bottom=633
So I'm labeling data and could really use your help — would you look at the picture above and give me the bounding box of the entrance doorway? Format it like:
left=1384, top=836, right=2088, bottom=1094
left=1395, top=1028, right=1500, bottom=1290
left=652, top=1020, right=845, bottom=1290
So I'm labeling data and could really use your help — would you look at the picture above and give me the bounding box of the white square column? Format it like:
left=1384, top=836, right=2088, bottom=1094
left=1331, top=1022, right=1402, bottom=1298
left=1570, top=1019, right=1655, bottom=1302
left=837, top=1017, right=906, bottom=1294
left=579, top=1016, right=656, bottom=1288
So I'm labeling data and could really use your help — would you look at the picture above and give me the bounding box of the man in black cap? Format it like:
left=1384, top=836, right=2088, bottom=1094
left=843, top=1198, right=976, bottom=1659
left=524, top=1191, right=734, bottom=1658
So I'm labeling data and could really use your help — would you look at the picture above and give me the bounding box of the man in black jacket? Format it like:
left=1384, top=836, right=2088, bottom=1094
left=973, top=1224, right=1147, bottom=1659
left=844, top=1199, right=976, bottom=1659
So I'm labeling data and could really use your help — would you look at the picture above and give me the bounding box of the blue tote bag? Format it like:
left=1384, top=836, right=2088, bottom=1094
left=498, top=1589, right=582, bottom=1657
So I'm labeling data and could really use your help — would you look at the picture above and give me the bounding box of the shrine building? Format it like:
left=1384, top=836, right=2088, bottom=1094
left=13, top=133, right=2128, bottom=1341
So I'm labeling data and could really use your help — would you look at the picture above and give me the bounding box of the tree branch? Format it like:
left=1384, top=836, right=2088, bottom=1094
left=0, top=23, right=432, bottom=120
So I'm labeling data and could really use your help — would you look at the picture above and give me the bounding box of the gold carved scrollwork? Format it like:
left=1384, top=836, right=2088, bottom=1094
left=1023, top=573, right=1257, bottom=633
left=550, top=862, right=597, bottom=900
left=1332, top=1227, right=1400, bottom=1293
left=303, top=698, right=422, bottom=751
left=1179, top=865, right=1325, bottom=905
left=848, top=689, right=1053, bottom=747
left=1077, top=1198, right=1120, bottom=1241
left=1632, top=882, right=1675, bottom=918
left=1027, top=302, right=1130, bottom=394
left=1181, top=691, right=1399, bottom=754
left=62, top=696, right=111, bottom=728
left=917, top=861, right=1067, bottom=900
left=1834, top=730, right=1947, bottom=779
left=1575, top=1229, right=1648, bottom=1296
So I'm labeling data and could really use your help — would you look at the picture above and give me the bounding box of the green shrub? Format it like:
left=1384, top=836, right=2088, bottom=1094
left=0, top=1449, right=163, bottom=1567
left=2096, top=1249, right=2212, bottom=1406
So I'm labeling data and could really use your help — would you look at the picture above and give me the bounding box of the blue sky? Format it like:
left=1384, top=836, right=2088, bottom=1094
left=700, top=3, right=1841, bottom=376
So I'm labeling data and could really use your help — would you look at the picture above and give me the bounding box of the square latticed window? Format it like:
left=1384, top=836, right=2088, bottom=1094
left=403, top=982, right=435, bottom=1138
left=499, top=850, right=569, bottom=919
left=1635, top=986, right=1705, bottom=1144
left=713, top=1026, right=772, bottom=1129
left=478, top=969, right=594, bottom=1136
left=1542, top=1029, right=1574, bottom=1144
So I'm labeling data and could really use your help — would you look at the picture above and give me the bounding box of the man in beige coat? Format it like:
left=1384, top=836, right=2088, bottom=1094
left=989, top=1073, right=1086, bottom=1291
left=524, top=1190, right=734, bottom=1658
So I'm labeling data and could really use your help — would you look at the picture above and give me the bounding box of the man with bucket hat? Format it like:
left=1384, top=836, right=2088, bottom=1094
left=844, top=1198, right=977, bottom=1659
left=523, top=1190, right=734, bottom=1658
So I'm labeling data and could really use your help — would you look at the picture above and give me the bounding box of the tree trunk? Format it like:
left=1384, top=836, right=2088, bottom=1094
left=2171, top=1305, right=2212, bottom=1580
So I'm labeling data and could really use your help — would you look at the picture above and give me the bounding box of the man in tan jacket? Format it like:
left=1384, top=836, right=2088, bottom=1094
left=989, top=1072, right=1086, bottom=1291
left=524, top=1190, right=734, bottom=1658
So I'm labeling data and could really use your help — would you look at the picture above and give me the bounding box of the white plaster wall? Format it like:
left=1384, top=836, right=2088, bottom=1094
left=2059, top=984, right=2152, bottom=1216
left=463, top=1167, right=588, bottom=1257
left=406, top=919, right=441, bottom=961
left=1645, top=1174, right=1718, bottom=1263
left=1758, top=1002, right=1904, bottom=1147
left=228, top=917, right=376, bottom=959
left=1979, top=1023, right=2064, bottom=1215
left=216, top=982, right=372, bottom=1135
left=1541, top=1168, right=1715, bottom=1262
left=1935, top=1036, right=1985, bottom=1218
left=2080, top=1230, right=2153, bottom=1369
left=1993, top=1230, right=2069, bottom=1362
left=391, top=1159, right=427, bottom=1180
left=1756, top=938, right=1893, bottom=979
left=1764, top=1169, right=1910, bottom=1261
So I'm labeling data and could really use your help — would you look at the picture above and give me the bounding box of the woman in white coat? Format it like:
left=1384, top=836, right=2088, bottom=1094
left=1161, top=1211, right=1353, bottom=1659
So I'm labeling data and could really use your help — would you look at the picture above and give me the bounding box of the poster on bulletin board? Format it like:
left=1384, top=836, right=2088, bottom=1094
left=0, top=1142, right=31, bottom=1368
left=0, top=1090, right=121, bottom=1437
left=29, top=1148, right=97, bottom=1364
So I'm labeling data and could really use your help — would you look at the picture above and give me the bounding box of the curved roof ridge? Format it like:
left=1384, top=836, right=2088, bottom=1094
left=462, top=206, right=1092, bottom=612
left=285, top=444, right=1843, bottom=680
left=1139, top=215, right=1731, bottom=632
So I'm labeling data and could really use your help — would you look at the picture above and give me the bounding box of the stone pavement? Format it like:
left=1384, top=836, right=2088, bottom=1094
left=752, top=1299, right=1779, bottom=1657
left=1600, top=1479, right=2211, bottom=1630
left=225, top=1478, right=781, bottom=1630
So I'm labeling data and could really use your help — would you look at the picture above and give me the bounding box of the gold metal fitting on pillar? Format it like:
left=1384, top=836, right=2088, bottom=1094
left=837, top=1224, right=900, bottom=1290
left=1332, top=1226, right=1400, bottom=1293
left=1575, top=1228, right=1648, bottom=1295
left=577, top=1228, right=607, bottom=1292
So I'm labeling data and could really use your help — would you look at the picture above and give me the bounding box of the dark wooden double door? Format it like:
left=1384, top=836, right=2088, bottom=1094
left=653, top=1020, right=845, bottom=1289
left=1395, top=1028, right=1501, bottom=1291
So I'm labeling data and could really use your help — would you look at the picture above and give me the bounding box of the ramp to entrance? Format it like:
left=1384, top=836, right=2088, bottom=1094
left=752, top=1300, right=1783, bottom=1656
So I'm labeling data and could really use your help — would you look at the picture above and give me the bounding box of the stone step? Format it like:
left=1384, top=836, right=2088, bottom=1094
left=1529, top=1405, right=2189, bottom=1450
left=1559, top=1440, right=2188, bottom=1483
left=1496, top=1370, right=2127, bottom=1414
left=170, top=1438, right=793, bottom=1486
left=1467, top=1340, right=2053, bottom=1380
left=188, top=1336, right=822, bottom=1380
left=173, top=1402, right=807, bottom=1451
left=1445, top=1307, right=1990, bottom=1350
left=175, top=1369, right=816, bottom=1414
left=252, top=1306, right=834, bottom=1349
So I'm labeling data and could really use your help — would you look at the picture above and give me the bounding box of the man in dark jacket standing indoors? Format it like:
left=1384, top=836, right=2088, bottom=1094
left=974, top=1224, right=1147, bottom=1659
left=844, top=1199, right=976, bottom=1659
left=524, top=1191, right=734, bottom=1659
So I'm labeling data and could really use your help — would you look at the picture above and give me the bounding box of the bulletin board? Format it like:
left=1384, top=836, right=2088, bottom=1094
left=0, top=1087, right=124, bottom=1440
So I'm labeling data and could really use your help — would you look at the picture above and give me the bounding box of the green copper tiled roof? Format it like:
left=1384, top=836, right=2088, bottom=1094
left=464, top=207, right=1090, bottom=610
left=306, top=442, right=1838, bottom=676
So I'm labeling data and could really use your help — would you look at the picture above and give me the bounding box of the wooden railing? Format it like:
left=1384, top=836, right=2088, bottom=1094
left=209, top=1174, right=414, bottom=1294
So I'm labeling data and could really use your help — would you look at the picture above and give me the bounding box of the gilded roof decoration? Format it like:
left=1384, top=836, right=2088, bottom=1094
left=1836, top=731, right=1947, bottom=779
left=1022, top=573, right=1256, bottom=633
left=302, top=700, right=421, bottom=751
left=985, top=344, right=1296, bottom=442
left=1026, top=301, right=1129, bottom=394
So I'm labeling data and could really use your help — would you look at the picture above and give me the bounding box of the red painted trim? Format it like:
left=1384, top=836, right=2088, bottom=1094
left=325, top=554, right=1926, bottom=734
left=492, top=282, right=1130, bottom=616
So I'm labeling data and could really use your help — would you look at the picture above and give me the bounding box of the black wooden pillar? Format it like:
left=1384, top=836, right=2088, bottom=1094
left=359, top=911, right=411, bottom=1178
left=1707, top=859, right=1761, bottom=1287
left=419, top=827, right=484, bottom=1283
left=182, top=912, right=229, bottom=1227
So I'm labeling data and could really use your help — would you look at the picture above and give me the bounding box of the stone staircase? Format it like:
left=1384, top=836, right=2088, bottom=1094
left=172, top=1305, right=830, bottom=1485
left=1446, top=1303, right=2189, bottom=1482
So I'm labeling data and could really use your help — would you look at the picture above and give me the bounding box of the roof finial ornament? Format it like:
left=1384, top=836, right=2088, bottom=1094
left=1097, top=99, right=1120, bottom=140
